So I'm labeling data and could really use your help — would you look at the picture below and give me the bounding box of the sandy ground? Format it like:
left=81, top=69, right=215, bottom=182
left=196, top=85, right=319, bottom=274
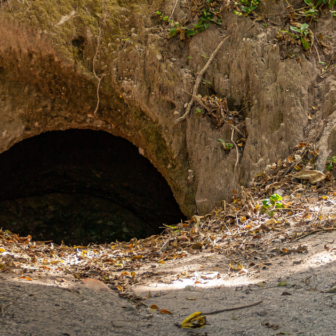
left=1, top=228, right=336, bottom=336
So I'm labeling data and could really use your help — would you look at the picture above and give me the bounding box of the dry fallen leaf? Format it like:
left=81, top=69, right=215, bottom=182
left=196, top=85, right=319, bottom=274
left=290, top=170, right=325, bottom=184
left=19, top=276, right=32, bottom=281
left=160, top=309, right=173, bottom=314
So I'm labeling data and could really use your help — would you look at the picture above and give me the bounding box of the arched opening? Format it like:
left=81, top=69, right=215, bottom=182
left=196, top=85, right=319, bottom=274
left=0, top=130, right=185, bottom=245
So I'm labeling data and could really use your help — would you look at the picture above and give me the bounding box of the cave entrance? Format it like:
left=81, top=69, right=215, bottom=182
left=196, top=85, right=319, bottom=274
left=0, top=130, right=185, bottom=245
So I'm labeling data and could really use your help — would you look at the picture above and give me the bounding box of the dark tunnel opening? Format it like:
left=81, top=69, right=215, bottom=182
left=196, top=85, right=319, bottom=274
left=0, top=130, right=185, bottom=245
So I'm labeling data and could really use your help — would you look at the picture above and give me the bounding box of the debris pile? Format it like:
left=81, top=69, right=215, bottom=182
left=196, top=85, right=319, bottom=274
left=1, top=141, right=336, bottom=293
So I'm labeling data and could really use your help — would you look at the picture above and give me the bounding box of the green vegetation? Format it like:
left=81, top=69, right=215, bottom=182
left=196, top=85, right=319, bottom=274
left=233, top=0, right=260, bottom=16
left=156, top=1, right=222, bottom=40
left=218, top=139, right=234, bottom=150
left=261, top=194, right=284, bottom=217
left=326, top=156, right=336, bottom=171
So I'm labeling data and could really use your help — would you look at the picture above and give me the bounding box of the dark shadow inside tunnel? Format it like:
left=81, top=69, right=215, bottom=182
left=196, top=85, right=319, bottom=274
left=0, top=130, right=185, bottom=245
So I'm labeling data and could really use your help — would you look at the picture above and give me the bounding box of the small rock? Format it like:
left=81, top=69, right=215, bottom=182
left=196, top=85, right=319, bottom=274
left=184, top=285, right=195, bottom=291
left=257, top=310, right=268, bottom=316
left=151, top=264, right=157, bottom=268
left=273, top=189, right=284, bottom=196
left=124, top=306, right=136, bottom=312
left=171, top=58, right=177, bottom=62
left=80, top=278, right=111, bottom=292
left=174, top=111, right=180, bottom=115
left=293, top=47, right=301, bottom=53
left=293, top=260, right=303, bottom=265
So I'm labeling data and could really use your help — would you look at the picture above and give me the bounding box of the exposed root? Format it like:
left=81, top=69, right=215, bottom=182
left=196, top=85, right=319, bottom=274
left=93, top=27, right=108, bottom=118
left=231, top=128, right=239, bottom=170
left=175, top=35, right=231, bottom=124
left=169, top=0, right=180, bottom=20
left=203, top=300, right=263, bottom=315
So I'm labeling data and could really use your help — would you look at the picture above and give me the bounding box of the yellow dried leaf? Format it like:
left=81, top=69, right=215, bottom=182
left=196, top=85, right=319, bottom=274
left=158, top=260, right=165, bottom=264
left=19, top=276, right=32, bottom=281
left=117, top=285, right=123, bottom=291
left=150, top=304, right=159, bottom=310
left=180, top=312, right=206, bottom=329
left=131, top=271, right=136, bottom=277
left=229, top=261, right=244, bottom=271
left=0, top=248, right=5, bottom=253
left=132, top=255, right=143, bottom=260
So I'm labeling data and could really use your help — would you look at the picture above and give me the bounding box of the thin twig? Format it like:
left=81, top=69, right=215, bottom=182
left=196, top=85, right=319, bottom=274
left=175, top=35, right=231, bottom=124
left=314, top=44, right=321, bottom=63
left=169, top=0, right=180, bottom=20
left=203, top=300, right=263, bottom=315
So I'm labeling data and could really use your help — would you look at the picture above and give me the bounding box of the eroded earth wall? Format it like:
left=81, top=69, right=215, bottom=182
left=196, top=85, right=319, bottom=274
left=1, top=0, right=336, bottom=216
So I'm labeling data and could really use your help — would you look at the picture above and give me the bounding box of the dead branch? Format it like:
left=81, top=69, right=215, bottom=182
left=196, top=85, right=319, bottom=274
left=175, top=35, right=231, bottom=124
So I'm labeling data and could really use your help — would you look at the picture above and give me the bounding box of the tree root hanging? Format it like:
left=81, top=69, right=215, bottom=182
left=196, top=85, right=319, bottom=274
left=175, top=35, right=231, bottom=124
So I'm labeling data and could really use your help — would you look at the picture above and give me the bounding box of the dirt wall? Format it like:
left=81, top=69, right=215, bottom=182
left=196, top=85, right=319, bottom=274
left=1, top=0, right=336, bottom=216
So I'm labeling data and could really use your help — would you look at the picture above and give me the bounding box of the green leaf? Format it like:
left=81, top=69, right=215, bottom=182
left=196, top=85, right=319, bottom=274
left=327, top=163, right=333, bottom=171
left=304, top=0, right=312, bottom=4
left=290, top=26, right=301, bottom=33
left=218, top=139, right=225, bottom=143
left=301, top=36, right=310, bottom=50
left=170, top=27, right=178, bottom=38
left=204, top=21, right=210, bottom=29
left=268, top=210, right=276, bottom=217
left=156, top=11, right=161, bottom=15
left=330, top=0, right=336, bottom=7
left=301, top=23, right=309, bottom=30
left=278, top=281, right=287, bottom=287
left=270, top=194, right=283, bottom=202
left=275, top=203, right=284, bottom=209
left=186, top=29, right=198, bottom=36
left=226, top=143, right=234, bottom=149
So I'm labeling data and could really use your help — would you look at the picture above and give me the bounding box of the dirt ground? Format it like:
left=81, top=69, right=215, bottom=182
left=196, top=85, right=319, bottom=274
left=1, top=228, right=336, bottom=336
